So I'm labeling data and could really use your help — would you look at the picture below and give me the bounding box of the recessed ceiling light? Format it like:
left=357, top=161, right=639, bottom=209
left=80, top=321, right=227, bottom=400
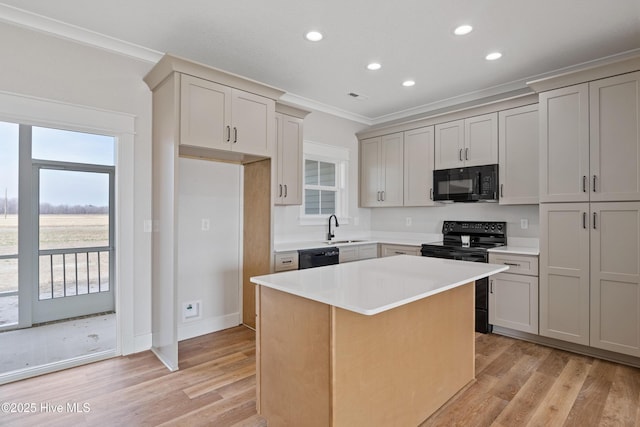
left=485, top=52, right=502, bottom=61
left=305, top=31, right=323, bottom=42
left=402, top=80, right=416, bottom=87
left=454, top=25, right=473, bottom=35
left=367, top=62, right=382, bottom=71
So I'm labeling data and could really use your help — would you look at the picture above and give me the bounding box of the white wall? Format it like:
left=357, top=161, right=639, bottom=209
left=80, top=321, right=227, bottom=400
left=370, top=204, right=540, bottom=240
left=0, top=22, right=154, bottom=351
left=274, top=110, right=370, bottom=243
left=177, top=158, right=241, bottom=340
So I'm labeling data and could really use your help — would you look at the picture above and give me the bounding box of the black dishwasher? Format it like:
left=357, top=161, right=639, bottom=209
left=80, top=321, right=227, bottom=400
left=298, top=247, right=339, bottom=269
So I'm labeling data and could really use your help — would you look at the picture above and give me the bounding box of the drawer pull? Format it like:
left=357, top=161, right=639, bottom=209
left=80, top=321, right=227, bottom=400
left=503, top=262, right=521, bottom=267
left=282, top=260, right=292, bottom=264
left=394, top=251, right=406, bottom=254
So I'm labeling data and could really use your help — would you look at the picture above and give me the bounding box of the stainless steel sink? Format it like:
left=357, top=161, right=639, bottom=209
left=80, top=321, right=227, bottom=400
left=324, top=239, right=367, bottom=244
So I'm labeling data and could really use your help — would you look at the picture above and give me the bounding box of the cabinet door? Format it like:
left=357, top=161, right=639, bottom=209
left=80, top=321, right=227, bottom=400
left=231, top=89, right=275, bottom=157
left=338, top=247, right=359, bottom=263
left=360, top=137, right=382, bottom=207
left=489, top=272, right=539, bottom=334
left=539, top=84, right=590, bottom=203
left=358, top=244, right=378, bottom=260
left=590, top=202, right=640, bottom=356
left=539, top=203, right=590, bottom=345
left=280, top=115, right=303, bottom=205
left=380, top=133, right=404, bottom=206
left=180, top=74, right=232, bottom=150
left=404, top=127, right=435, bottom=206
left=464, top=113, right=498, bottom=167
left=498, top=105, right=539, bottom=205
left=434, top=120, right=464, bottom=169
left=590, top=72, right=640, bottom=202
left=274, top=114, right=284, bottom=204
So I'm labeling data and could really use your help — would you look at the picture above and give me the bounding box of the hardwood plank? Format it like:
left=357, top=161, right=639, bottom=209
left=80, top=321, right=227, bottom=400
left=564, top=358, right=617, bottom=426
left=492, top=371, right=556, bottom=427
left=599, top=364, right=640, bottom=426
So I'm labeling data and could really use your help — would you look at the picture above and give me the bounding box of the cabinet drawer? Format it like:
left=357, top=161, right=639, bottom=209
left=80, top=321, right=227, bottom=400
left=274, top=252, right=298, bottom=272
left=489, top=253, right=538, bottom=276
left=380, top=244, right=420, bottom=257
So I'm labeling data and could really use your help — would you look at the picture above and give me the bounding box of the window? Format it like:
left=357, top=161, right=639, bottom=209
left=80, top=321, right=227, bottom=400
left=300, top=141, right=349, bottom=224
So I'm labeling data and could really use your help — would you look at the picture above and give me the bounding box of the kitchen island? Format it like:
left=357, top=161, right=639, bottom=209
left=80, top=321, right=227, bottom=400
left=250, top=255, right=508, bottom=426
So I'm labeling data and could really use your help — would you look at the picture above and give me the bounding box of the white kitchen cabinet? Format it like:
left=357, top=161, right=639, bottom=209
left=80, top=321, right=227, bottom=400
left=590, top=202, right=640, bottom=357
left=380, top=244, right=420, bottom=257
left=180, top=74, right=275, bottom=157
left=274, top=251, right=299, bottom=272
left=360, top=133, right=404, bottom=207
left=498, top=104, right=539, bottom=205
left=434, top=113, right=497, bottom=169
left=274, top=113, right=304, bottom=205
left=404, top=126, right=436, bottom=206
left=589, top=72, right=640, bottom=202
left=489, top=253, right=539, bottom=334
left=539, top=203, right=590, bottom=345
left=540, top=72, right=640, bottom=203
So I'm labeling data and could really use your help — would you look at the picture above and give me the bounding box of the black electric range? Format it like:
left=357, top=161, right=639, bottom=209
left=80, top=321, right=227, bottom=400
left=421, top=221, right=507, bottom=333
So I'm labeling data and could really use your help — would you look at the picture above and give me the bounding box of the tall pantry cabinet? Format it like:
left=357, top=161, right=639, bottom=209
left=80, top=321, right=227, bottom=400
left=144, top=54, right=284, bottom=369
left=538, top=70, right=640, bottom=356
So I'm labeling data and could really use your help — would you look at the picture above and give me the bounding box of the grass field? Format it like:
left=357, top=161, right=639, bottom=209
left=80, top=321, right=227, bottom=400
left=0, top=214, right=109, bottom=295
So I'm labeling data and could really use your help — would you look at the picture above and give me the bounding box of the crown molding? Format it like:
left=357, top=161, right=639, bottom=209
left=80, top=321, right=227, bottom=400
left=0, top=3, right=163, bottom=63
left=279, top=93, right=373, bottom=126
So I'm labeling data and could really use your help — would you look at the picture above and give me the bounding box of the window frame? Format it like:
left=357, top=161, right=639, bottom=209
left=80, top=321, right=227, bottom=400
left=299, top=141, right=349, bottom=226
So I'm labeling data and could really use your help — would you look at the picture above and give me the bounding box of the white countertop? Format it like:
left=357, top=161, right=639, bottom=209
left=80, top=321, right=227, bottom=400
left=251, top=255, right=508, bottom=316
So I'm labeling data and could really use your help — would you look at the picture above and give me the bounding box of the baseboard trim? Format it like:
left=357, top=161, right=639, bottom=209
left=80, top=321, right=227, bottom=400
left=177, top=313, right=241, bottom=341
left=133, top=333, right=152, bottom=354
left=0, top=350, right=116, bottom=386
left=493, top=326, right=640, bottom=368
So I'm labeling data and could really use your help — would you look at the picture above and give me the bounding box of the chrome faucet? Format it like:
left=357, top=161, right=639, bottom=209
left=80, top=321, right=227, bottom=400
left=327, top=214, right=339, bottom=241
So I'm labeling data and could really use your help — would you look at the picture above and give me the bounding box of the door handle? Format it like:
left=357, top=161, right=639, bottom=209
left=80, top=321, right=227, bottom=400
left=582, top=176, right=587, bottom=192
left=593, top=175, right=597, bottom=192
left=233, top=127, right=238, bottom=143
left=430, top=188, right=433, bottom=200
left=500, top=184, right=504, bottom=198
left=593, top=212, right=597, bottom=229
left=284, top=184, right=288, bottom=198
left=377, top=191, right=380, bottom=202
left=226, top=125, right=231, bottom=142
left=465, top=148, right=469, bottom=161
left=381, top=191, right=385, bottom=201
left=490, top=280, right=494, bottom=294
left=459, top=149, right=463, bottom=162
left=279, top=184, right=282, bottom=197
left=582, top=212, right=587, bottom=229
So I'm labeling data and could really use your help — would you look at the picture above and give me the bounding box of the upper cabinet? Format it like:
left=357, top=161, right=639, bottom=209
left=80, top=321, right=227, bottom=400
left=434, top=112, right=497, bottom=169
left=404, top=126, right=436, bottom=206
left=180, top=74, right=275, bottom=158
left=360, top=133, right=404, bottom=207
left=498, top=104, right=539, bottom=205
left=274, top=105, right=309, bottom=206
left=540, top=72, right=640, bottom=203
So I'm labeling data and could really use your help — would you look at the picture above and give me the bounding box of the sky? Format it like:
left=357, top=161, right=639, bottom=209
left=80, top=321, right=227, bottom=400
left=0, top=122, right=114, bottom=206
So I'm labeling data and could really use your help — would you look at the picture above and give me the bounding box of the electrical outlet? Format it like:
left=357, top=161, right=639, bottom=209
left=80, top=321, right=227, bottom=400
left=520, top=219, right=529, bottom=229
left=201, top=218, right=210, bottom=231
left=143, top=219, right=152, bottom=233
left=406, top=217, right=412, bottom=227
left=183, top=300, right=201, bottom=321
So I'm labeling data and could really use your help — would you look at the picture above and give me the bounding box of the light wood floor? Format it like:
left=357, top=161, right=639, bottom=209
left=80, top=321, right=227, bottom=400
left=2, top=326, right=640, bottom=426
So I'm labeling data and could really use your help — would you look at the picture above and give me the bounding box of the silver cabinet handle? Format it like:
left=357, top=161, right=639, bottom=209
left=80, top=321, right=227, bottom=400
left=226, top=125, right=231, bottom=142
left=465, top=148, right=469, bottom=161
left=593, top=212, right=597, bottom=229
left=593, top=175, right=597, bottom=192
left=381, top=191, right=385, bottom=201
left=284, top=184, right=288, bottom=198
left=459, top=149, right=463, bottom=162
left=376, top=191, right=381, bottom=201
left=500, top=184, right=504, bottom=198
left=233, top=127, right=238, bottom=143
left=279, top=184, right=283, bottom=197
left=430, top=188, right=433, bottom=200
left=582, top=212, right=587, bottom=229
left=582, top=175, right=587, bottom=192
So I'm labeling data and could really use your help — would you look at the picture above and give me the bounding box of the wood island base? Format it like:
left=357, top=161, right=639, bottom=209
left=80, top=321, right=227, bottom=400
left=256, top=282, right=475, bottom=427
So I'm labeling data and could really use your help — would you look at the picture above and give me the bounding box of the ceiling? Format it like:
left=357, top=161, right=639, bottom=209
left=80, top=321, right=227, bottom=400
left=1, top=0, right=639, bottom=125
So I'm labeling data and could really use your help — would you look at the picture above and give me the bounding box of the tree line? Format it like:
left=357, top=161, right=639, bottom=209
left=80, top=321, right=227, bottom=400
left=3, top=198, right=108, bottom=214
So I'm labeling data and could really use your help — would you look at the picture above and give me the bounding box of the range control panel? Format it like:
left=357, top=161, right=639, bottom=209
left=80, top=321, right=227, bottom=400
left=442, top=221, right=506, bottom=236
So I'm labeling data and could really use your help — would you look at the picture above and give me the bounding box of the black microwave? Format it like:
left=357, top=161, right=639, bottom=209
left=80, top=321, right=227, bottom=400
left=433, top=164, right=499, bottom=202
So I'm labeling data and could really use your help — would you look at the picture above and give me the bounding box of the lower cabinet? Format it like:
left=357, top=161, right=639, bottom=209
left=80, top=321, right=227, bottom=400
left=274, top=251, right=298, bottom=272
left=488, top=270, right=539, bottom=334
left=339, top=244, right=378, bottom=263
left=380, top=244, right=420, bottom=257
left=540, top=202, right=640, bottom=356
